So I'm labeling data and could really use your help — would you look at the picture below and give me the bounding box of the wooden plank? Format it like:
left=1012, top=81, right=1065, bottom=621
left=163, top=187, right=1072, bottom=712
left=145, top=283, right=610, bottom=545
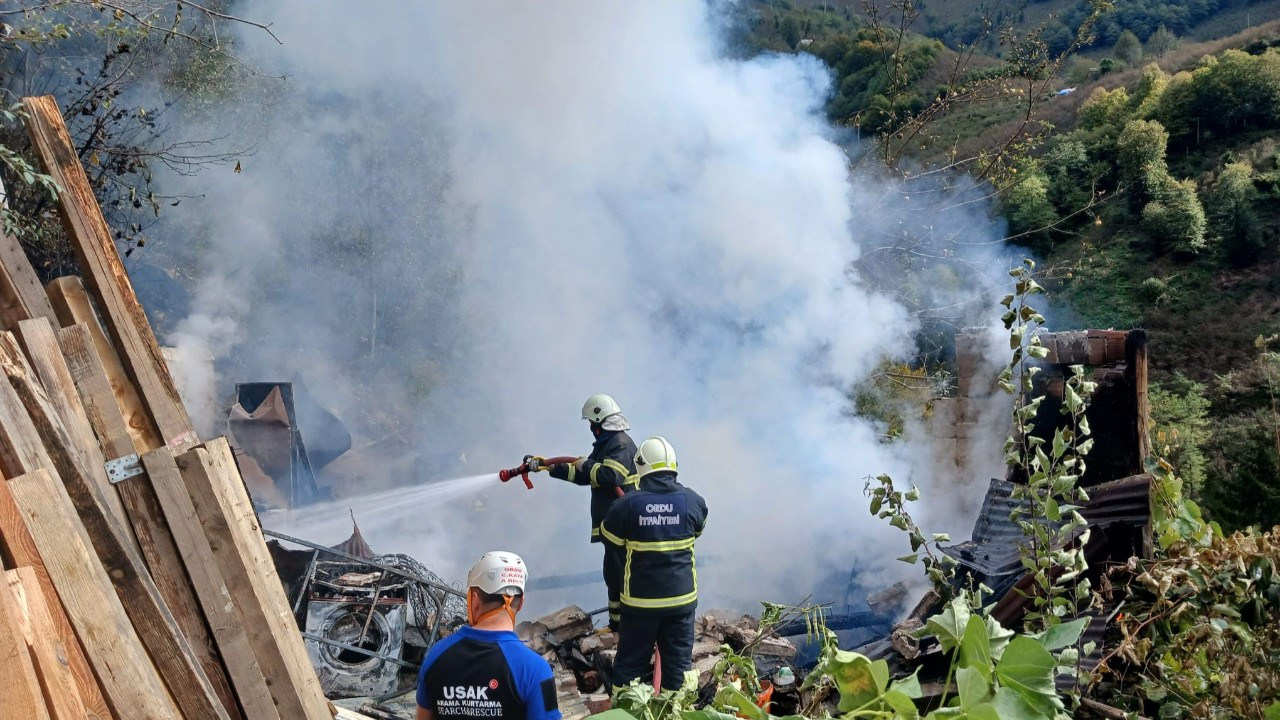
left=15, top=317, right=135, bottom=548
left=53, top=325, right=241, bottom=718
left=21, top=96, right=196, bottom=453
left=0, top=334, right=231, bottom=720
left=47, top=276, right=163, bottom=453
left=0, top=562, right=52, bottom=720
left=0, top=178, right=59, bottom=332
left=178, top=438, right=332, bottom=720
left=8, top=469, right=179, bottom=719
left=5, top=567, right=88, bottom=720
left=0, top=476, right=112, bottom=719
left=143, top=446, right=279, bottom=720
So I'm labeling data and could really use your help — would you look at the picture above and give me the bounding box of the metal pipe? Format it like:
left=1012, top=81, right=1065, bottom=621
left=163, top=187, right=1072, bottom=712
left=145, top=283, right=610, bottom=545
left=264, top=529, right=465, bottom=598
left=300, top=631, right=417, bottom=670
left=358, top=572, right=389, bottom=647
left=293, top=549, right=321, bottom=619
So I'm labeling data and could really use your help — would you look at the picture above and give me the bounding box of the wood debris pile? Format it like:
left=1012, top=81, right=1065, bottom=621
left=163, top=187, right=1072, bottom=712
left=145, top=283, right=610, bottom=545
left=0, top=95, right=336, bottom=718
left=518, top=606, right=799, bottom=719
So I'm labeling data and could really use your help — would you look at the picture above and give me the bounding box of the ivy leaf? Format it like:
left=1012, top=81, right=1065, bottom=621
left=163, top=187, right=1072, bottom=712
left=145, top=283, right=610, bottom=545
left=994, top=636, right=1063, bottom=715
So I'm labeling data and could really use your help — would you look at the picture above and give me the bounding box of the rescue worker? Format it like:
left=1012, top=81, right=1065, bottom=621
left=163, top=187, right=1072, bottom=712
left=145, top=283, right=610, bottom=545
left=541, top=393, right=638, bottom=630
left=600, top=436, right=708, bottom=691
left=416, top=551, right=560, bottom=720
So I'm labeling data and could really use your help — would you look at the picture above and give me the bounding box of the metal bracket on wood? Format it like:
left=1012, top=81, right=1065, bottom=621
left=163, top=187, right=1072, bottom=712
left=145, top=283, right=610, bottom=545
left=105, top=454, right=143, bottom=484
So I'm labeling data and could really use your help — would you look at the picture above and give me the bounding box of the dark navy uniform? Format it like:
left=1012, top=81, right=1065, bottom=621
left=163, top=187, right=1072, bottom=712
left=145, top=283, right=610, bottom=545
left=600, top=470, right=708, bottom=690
left=548, top=429, right=638, bottom=627
left=417, top=626, right=560, bottom=720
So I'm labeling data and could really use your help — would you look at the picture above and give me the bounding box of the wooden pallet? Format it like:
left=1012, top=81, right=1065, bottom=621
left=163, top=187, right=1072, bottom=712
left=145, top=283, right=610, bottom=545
left=0, top=95, right=332, bottom=720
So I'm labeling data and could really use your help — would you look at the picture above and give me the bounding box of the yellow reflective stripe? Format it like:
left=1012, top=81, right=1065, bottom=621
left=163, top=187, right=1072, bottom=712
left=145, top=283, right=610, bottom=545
left=600, top=525, right=625, bottom=546
left=620, top=588, right=698, bottom=609
left=625, top=537, right=695, bottom=552
left=608, top=601, right=620, bottom=608
left=589, top=463, right=601, bottom=488
left=567, top=464, right=577, bottom=483
left=623, top=546, right=633, bottom=601
left=601, top=458, right=630, bottom=478
left=623, top=473, right=640, bottom=487
left=648, top=461, right=677, bottom=471
left=590, top=526, right=601, bottom=537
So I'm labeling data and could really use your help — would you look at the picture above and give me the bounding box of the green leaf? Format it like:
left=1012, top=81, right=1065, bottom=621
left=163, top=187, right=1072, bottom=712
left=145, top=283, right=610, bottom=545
left=898, top=554, right=919, bottom=564
left=959, top=615, right=993, bottom=682
left=1263, top=701, right=1280, bottom=720
left=1037, top=616, right=1089, bottom=652
left=987, top=615, right=1015, bottom=663
left=956, top=666, right=991, bottom=710
left=890, top=669, right=923, bottom=699
left=986, top=687, right=1045, bottom=720
left=884, top=689, right=920, bottom=720
left=994, top=637, right=1063, bottom=715
left=588, top=710, right=639, bottom=720
left=918, top=598, right=971, bottom=652
left=715, top=685, right=766, bottom=720
left=826, top=651, right=888, bottom=711
left=1045, top=497, right=1060, bottom=523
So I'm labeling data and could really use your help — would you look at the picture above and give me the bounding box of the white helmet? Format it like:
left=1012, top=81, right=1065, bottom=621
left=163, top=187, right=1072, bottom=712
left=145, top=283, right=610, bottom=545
left=467, top=551, right=527, bottom=596
left=634, top=436, right=678, bottom=478
left=581, top=393, right=623, bottom=424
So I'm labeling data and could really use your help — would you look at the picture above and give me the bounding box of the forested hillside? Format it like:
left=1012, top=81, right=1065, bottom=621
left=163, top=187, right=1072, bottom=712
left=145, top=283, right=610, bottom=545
left=736, top=0, right=1280, bottom=533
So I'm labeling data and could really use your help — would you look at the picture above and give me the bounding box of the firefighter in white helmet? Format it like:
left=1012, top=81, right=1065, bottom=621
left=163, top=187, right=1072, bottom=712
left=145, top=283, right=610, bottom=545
left=601, top=436, right=708, bottom=690
left=416, top=551, right=560, bottom=720
left=533, top=393, right=638, bottom=630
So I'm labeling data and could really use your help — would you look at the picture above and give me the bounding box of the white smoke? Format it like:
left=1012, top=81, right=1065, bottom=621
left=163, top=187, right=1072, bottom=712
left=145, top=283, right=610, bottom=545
left=151, top=1, right=1011, bottom=615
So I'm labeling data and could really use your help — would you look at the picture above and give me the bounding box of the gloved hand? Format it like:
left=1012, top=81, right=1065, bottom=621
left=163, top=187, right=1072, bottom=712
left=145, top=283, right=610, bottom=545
left=573, top=457, right=586, bottom=472
left=524, top=455, right=547, bottom=473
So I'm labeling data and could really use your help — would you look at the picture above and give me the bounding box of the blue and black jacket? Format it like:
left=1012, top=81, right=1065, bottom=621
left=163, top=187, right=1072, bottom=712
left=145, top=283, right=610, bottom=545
left=548, top=429, right=639, bottom=542
left=416, top=626, right=561, bottom=720
left=600, top=471, right=708, bottom=615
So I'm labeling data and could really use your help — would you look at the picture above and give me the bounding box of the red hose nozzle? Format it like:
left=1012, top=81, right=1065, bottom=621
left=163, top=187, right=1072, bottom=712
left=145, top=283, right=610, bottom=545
left=498, top=455, right=578, bottom=490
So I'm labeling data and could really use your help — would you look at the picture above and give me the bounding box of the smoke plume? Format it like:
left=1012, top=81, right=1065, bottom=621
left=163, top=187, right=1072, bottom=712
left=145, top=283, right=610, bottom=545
left=149, top=1, right=1014, bottom=614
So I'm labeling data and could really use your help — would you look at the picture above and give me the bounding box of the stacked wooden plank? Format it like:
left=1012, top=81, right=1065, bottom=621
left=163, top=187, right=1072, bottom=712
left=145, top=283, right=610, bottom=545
left=0, top=95, right=332, bottom=719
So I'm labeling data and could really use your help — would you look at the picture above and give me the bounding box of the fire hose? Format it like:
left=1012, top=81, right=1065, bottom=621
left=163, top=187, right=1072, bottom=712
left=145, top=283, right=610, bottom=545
left=497, top=454, right=656, bottom=687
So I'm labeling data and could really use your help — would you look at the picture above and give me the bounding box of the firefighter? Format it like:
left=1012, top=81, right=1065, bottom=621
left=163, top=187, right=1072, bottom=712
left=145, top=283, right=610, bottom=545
left=416, top=551, right=560, bottom=720
left=541, top=393, right=638, bottom=630
left=600, top=436, right=708, bottom=691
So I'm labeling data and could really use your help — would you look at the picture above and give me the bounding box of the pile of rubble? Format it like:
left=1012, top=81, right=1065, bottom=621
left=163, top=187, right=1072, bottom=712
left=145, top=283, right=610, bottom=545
left=518, top=606, right=799, bottom=719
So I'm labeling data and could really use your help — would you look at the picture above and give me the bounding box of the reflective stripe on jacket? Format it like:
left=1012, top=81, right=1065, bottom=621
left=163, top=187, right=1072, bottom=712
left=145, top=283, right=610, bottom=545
left=600, top=471, right=708, bottom=615
left=548, top=430, right=639, bottom=542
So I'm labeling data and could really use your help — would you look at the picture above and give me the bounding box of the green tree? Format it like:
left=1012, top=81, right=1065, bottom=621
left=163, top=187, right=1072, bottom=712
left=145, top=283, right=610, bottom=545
left=1141, top=177, right=1207, bottom=254
left=1209, top=162, right=1263, bottom=265
left=1116, top=119, right=1170, bottom=210
left=1003, top=168, right=1060, bottom=247
left=1204, top=408, right=1280, bottom=532
left=1114, top=29, right=1142, bottom=66
left=1150, top=375, right=1211, bottom=499
left=1079, top=86, right=1131, bottom=130
left=779, top=15, right=802, bottom=50
left=1043, top=139, right=1094, bottom=218
left=1147, top=25, right=1179, bottom=57
left=1131, top=63, right=1169, bottom=118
